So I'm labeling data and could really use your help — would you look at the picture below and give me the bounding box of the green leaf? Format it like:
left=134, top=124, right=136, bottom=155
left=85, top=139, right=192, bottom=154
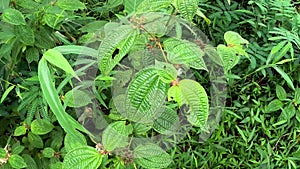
left=43, top=6, right=65, bottom=29
left=125, top=68, right=169, bottom=123
left=56, top=0, right=85, bottom=10
left=273, top=66, right=295, bottom=91
left=0, top=148, right=6, bottom=158
left=267, top=99, right=283, bottom=112
left=14, top=126, right=27, bottom=136
left=137, top=0, right=172, bottom=13
left=217, top=44, right=240, bottom=72
left=34, top=27, right=55, bottom=49
left=272, top=42, right=292, bottom=64
left=14, top=24, right=35, bottom=46
left=28, top=132, right=44, bottom=148
left=22, top=154, right=37, bottom=169
left=11, top=145, right=24, bottom=155
left=124, top=0, right=143, bottom=13
left=25, top=47, right=40, bottom=63
left=164, top=38, right=206, bottom=70
left=43, top=49, right=77, bottom=78
left=8, top=154, right=27, bottom=169
left=2, top=8, right=26, bottom=25
left=0, top=85, right=14, bottom=103
left=276, top=85, right=287, bottom=100
left=224, top=31, right=249, bottom=46
left=54, top=45, right=98, bottom=58
left=99, top=25, right=137, bottom=75
left=42, top=148, right=55, bottom=158
left=38, top=58, right=91, bottom=138
left=64, top=89, right=92, bottom=108
left=155, top=61, right=177, bottom=83
left=31, top=119, right=54, bottom=135
left=173, top=0, right=198, bottom=21
left=153, top=107, right=178, bottom=134
left=106, top=0, right=123, bottom=8
left=102, top=121, right=133, bottom=152
left=0, top=0, right=9, bottom=13
left=134, top=143, right=172, bottom=169
left=62, top=146, right=102, bottom=169
left=168, top=85, right=184, bottom=106
left=64, top=132, right=87, bottom=152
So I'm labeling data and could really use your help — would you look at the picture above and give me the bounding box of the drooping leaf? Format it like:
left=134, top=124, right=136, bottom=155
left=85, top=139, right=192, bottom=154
left=164, top=37, right=206, bottom=70
left=173, top=0, right=198, bottom=21
left=134, top=143, right=172, bottom=169
left=8, top=154, right=27, bottom=169
left=98, top=25, right=137, bottom=75
left=2, top=8, right=26, bottom=25
left=0, top=85, right=15, bottom=103
left=102, top=121, right=133, bottom=152
left=125, top=68, right=169, bottom=123
left=273, top=66, right=295, bottom=91
left=137, top=0, right=172, bottom=13
left=38, top=58, right=91, bottom=138
left=56, top=0, right=85, bottom=10
left=62, top=146, right=102, bottom=169
left=14, top=24, right=35, bottom=46
left=31, top=119, right=54, bottom=135
left=43, top=49, right=77, bottom=78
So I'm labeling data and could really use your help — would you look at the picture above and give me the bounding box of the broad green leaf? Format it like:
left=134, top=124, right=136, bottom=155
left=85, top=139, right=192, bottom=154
left=137, top=0, right=172, bottom=13
left=56, top=0, right=85, bottom=10
left=11, top=145, right=24, bottom=155
left=63, top=146, right=102, bottom=169
left=155, top=61, right=177, bottom=83
left=43, top=49, right=77, bottom=78
left=26, top=47, right=39, bottom=63
left=217, top=44, right=240, bottom=72
left=164, top=37, right=206, bottom=70
left=142, top=12, right=172, bottom=37
left=43, top=6, right=65, bottom=29
left=153, top=107, right=178, bottom=134
left=294, top=88, right=300, bottom=104
left=34, top=28, right=55, bottom=49
left=64, top=89, right=92, bottom=108
left=8, top=154, right=27, bottom=169
left=0, top=85, right=14, bottom=103
left=124, top=0, right=143, bottom=13
left=15, top=0, right=39, bottom=10
left=267, top=99, right=283, bottom=112
left=64, top=132, right=87, bottom=152
left=168, top=85, right=184, bottom=106
left=125, top=68, right=169, bottom=123
left=273, top=66, right=295, bottom=91
left=99, top=25, right=137, bottom=75
left=79, top=21, right=107, bottom=33
left=134, top=143, right=172, bottom=169
left=28, top=132, right=44, bottom=148
left=38, top=58, right=91, bottom=138
left=14, top=24, right=35, bottom=46
left=54, top=45, right=98, bottom=58
left=102, top=121, right=133, bottom=151
left=31, top=119, right=54, bottom=135
left=106, top=0, right=123, bottom=8
left=276, top=85, right=287, bottom=100
left=42, top=148, right=55, bottom=158
left=224, top=31, right=249, bottom=46
left=2, top=8, right=26, bottom=25
left=180, top=79, right=209, bottom=127
left=14, top=126, right=27, bottom=136
left=50, top=162, right=63, bottom=169
left=173, top=0, right=198, bottom=21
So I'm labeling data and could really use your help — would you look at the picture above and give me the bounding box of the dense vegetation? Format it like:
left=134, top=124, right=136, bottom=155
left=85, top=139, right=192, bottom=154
left=0, top=0, right=300, bottom=168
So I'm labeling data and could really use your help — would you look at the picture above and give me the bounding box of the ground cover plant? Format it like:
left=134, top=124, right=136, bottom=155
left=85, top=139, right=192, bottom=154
left=0, top=0, right=300, bottom=168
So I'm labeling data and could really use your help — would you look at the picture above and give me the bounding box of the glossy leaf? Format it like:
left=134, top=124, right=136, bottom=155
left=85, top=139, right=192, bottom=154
left=62, top=146, right=102, bottom=169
